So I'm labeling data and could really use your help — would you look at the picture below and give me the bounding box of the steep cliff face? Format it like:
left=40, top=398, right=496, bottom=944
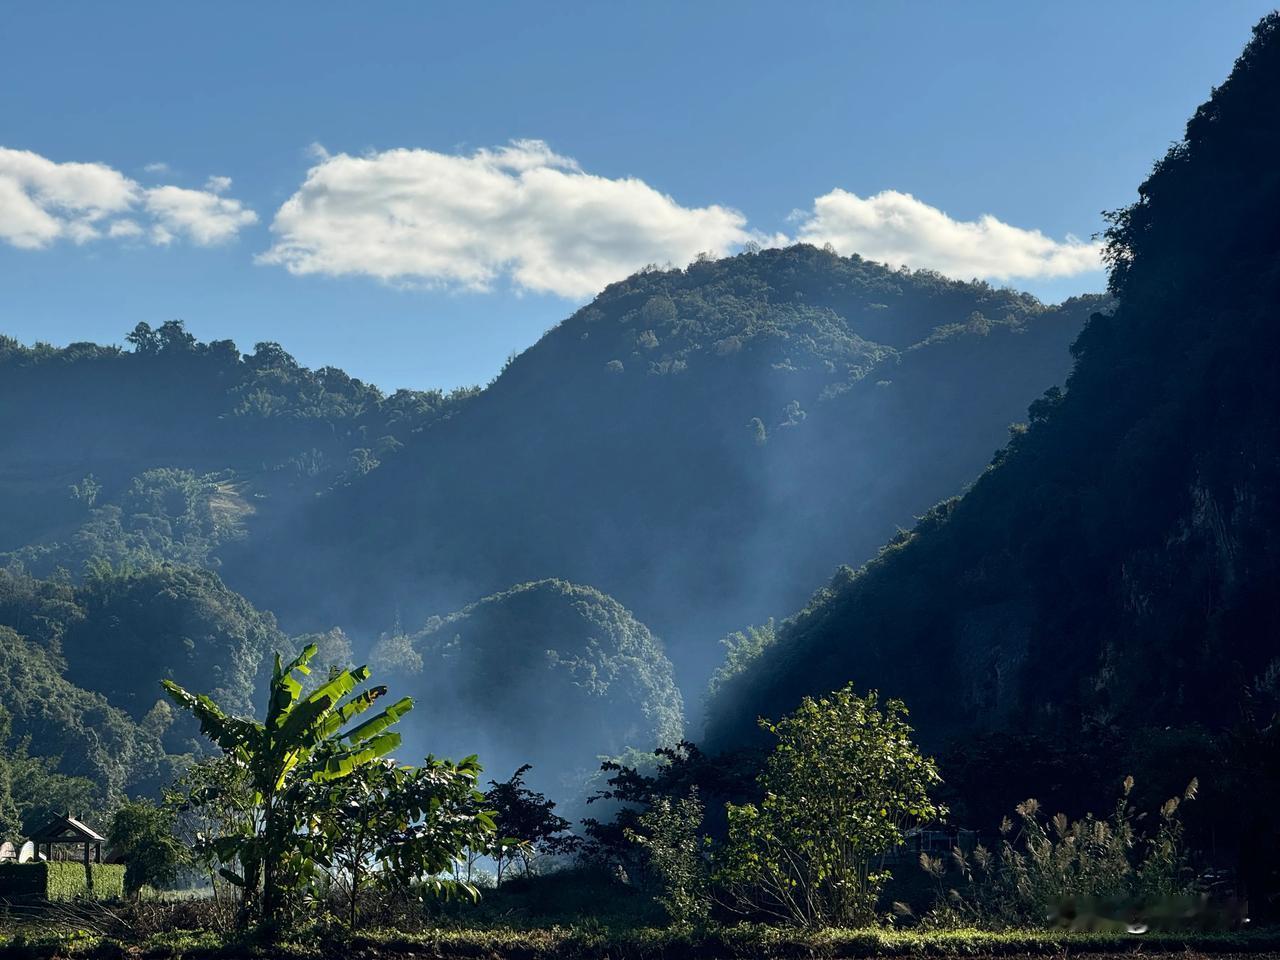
left=705, top=14, right=1280, bottom=753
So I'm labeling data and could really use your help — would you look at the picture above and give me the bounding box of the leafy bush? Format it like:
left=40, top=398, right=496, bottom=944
left=580, top=740, right=757, bottom=885
left=482, top=765, right=578, bottom=885
left=165, top=642, right=492, bottom=931
left=107, top=798, right=184, bottom=895
left=306, top=755, right=494, bottom=929
left=716, top=684, right=944, bottom=926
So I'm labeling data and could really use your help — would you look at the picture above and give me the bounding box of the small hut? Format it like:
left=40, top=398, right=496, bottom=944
left=29, top=814, right=106, bottom=887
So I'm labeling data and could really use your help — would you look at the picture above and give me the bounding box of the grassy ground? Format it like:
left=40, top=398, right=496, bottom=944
left=1, top=872, right=1271, bottom=960
left=2, top=925, right=1278, bottom=960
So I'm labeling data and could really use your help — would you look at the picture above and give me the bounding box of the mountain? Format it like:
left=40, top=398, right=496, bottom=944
left=226, top=249, right=1104, bottom=686
left=0, top=563, right=680, bottom=795
left=702, top=13, right=1280, bottom=895
left=374, top=579, right=683, bottom=793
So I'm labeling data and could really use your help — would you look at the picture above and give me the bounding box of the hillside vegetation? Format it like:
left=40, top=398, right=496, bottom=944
left=0, top=612, right=171, bottom=821
left=0, top=324, right=475, bottom=559
left=0, top=229, right=1100, bottom=781
left=0, top=224, right=1117, bottom=849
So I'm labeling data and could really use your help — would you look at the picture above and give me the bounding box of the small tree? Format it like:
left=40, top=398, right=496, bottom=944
left=125, top=321, right=160, bottom=354
left=484, top=765, right=578, bottom=884
left=164, top=755, right=255, bottom=926
left=108, top=798, right=185, bottom=896
left=717, top=684, right=944, bottom=926
left=308, top=755, right=495, bottom=930
left=627, top=787, right=711, bottom=927
left=582, top=740, right=754, bottom=876
left=69, top=474, right=101, bottom=508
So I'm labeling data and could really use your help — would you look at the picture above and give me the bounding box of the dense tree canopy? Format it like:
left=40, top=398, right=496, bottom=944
left=0, top=626, right=170, bottom=802
left=61, top=564, right=285, bottom=734
left=4, top=468, right=240, bottom=577
left=0, top=562, right=283, bottom=759
left=0, top=322, right=476, bottom=556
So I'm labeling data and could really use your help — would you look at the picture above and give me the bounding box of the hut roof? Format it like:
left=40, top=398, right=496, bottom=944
left=30, top=813, right=106, bottom=844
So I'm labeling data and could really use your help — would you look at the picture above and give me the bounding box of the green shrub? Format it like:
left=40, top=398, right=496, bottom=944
left=87, top=863, right=124, bottom=901
left=0, top=861, right=124, bottom=902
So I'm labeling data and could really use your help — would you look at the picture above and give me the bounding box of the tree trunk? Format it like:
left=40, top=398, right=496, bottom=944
left=350, top=860, right=361, bottom=931
left=261, top=796, right=278, bottom=927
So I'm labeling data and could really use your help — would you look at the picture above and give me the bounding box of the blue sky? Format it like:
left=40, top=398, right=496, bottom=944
left=1, top=1, right=1272, bottom=391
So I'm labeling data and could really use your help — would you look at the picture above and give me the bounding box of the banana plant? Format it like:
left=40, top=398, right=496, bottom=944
left=163, top=642, right=413, bottom=926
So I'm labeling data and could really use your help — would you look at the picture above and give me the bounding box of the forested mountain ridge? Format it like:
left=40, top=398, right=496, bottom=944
left=703, top=14, right=1280, bottom=840
left=228, top=248, right=1105, bottom=683
left=0, top=325, right=476, bottom=563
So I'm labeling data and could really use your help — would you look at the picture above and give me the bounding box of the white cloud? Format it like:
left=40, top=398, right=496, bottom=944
left=108, top=219, right=143, bottom=239
left=2, top=142, right=1104, bottom=293
left=792, top=188, right=1103, bottom=282
left=144, top=185, right=257, bottom=245
left=260, top=139, right=753, bottom=298
left=0, top=148, right=137, bottom=248
left=0, top=146, right=256, bottom=250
